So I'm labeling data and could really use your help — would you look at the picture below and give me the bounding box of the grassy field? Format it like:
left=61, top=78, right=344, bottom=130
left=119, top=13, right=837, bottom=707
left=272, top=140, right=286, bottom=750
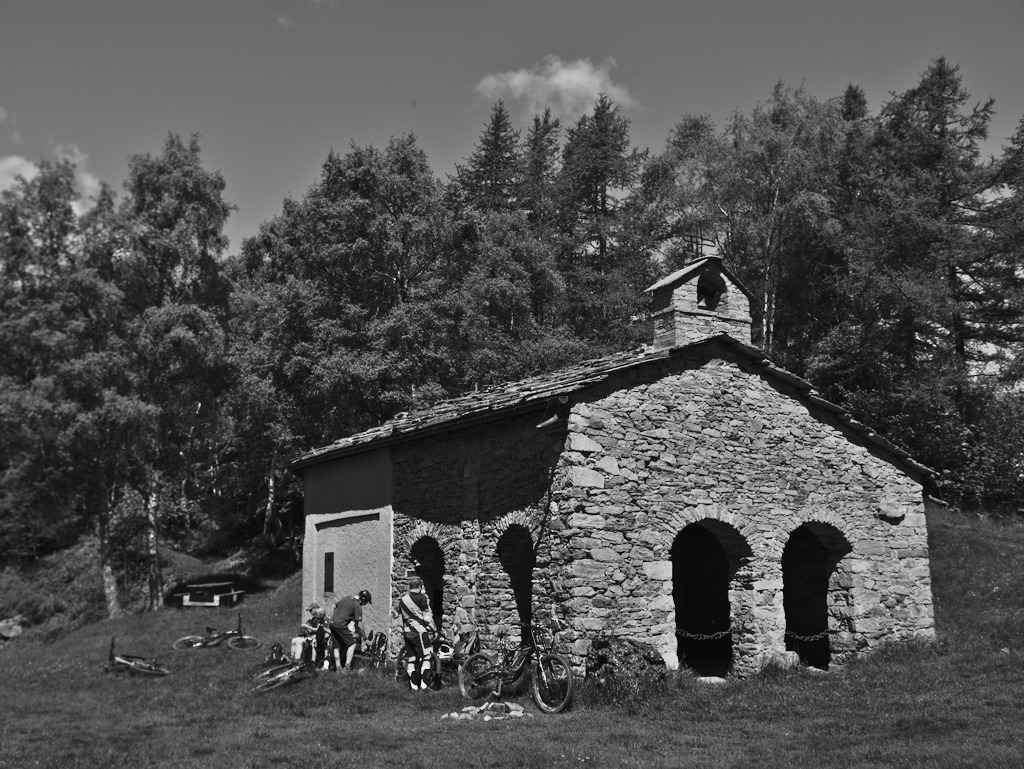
left=1, top=507, right=1022, bottom=769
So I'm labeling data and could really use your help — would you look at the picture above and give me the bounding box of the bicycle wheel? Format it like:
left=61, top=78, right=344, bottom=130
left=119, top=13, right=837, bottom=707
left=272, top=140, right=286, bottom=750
left=391, top=653, right=412, bottom=690
left=227, top=635, right=261, bottom=651
left=459, top=652, right=499, bottom=700
left=127, top=660, right=170, bottom=677
left=253, top=662, right=293, bottom=681
left=172, top=635, right=204, bottom=650
left=438, top=660, right=459, bottom=688
left=530, top=653, right=574, bottom=714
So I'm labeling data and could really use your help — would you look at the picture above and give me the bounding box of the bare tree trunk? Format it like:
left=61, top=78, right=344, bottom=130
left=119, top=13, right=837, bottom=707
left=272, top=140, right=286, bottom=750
left=98, top=486, right=122, bottom=618
left=263, top=468, right=281, bottom=544
left=145, top=484, right=163, bottom=611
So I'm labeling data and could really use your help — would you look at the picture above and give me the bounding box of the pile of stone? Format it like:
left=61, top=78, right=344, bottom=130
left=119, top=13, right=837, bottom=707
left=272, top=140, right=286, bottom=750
left=585, top=634, right=667, bottom=681
left=441, top=701, right=532, bottom=721
left=0, top=615, right=24, bottom=642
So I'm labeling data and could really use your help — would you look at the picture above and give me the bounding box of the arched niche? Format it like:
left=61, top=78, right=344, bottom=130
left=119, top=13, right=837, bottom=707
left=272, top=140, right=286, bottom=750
left=782, top=521, right=852, bottom=670
left=671, top=519, right=753, bottom=677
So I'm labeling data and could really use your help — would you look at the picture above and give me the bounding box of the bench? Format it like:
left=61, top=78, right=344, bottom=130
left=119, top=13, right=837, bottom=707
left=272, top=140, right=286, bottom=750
left=175, top=582, right=246, bottom=608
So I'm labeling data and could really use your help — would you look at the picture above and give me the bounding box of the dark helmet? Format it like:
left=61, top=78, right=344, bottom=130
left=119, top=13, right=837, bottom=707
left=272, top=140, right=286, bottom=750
left=358, top=589, right=372, bottom=605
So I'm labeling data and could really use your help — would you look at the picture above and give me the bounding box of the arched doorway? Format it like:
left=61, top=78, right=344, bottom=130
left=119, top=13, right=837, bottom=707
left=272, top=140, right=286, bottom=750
left=782, top=522, right=852, bottom=670
left=671, top=520, right=752, bottom=677
left=409, top=536, right=445, bottom=636
left=497, top=524, right=536, bottom=644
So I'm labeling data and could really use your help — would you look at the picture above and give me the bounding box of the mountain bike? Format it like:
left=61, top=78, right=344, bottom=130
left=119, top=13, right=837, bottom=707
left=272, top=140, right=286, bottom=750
left=355, top=630, right=387, bottom=670
left=172, top=614, right=261, bottom=651
left=459, top=623, right=574, bottom=713
left=389, top=631, right=470, bottom=690
left=106, top=637, right=170, bottom=676
left=252, top=638, right=316, bottom=693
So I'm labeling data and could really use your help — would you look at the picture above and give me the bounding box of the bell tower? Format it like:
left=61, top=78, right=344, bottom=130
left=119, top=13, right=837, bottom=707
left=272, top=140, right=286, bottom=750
left=645, top=256, right=754, bottom=349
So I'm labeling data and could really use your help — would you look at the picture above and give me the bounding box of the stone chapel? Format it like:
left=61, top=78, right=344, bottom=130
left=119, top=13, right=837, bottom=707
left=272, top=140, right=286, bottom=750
left=290, top=256, right=937, bottom=676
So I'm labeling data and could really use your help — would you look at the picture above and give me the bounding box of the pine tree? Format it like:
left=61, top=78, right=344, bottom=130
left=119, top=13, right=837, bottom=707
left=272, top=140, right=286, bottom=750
left=519, top=108, right=561, bottom=229
left=556, top=95, right=651, bottom=347
left=458, top=101, right=522, bottom=212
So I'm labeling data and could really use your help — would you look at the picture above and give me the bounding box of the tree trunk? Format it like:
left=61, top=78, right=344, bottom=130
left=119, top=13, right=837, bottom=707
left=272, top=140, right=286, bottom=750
left=263, top=468, right=280, bottom=544
left=145, top=485, right=163, bottom=611
left=97, top=488, right=122, bottom=618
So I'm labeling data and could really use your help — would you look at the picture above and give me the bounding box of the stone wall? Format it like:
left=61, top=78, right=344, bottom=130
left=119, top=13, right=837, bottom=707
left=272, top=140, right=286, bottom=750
left=544, top=344, right=934, bottom=675
left=389, top=413, right=563, bottom=650
left=379, top=343, right=935, bottom=677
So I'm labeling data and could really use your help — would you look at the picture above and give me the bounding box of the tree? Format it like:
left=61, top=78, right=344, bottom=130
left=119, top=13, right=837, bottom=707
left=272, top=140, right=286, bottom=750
left=983, top=114, right=1024, bottom=381
left=458, top=101, right=522, bottom=212
left=112, top=133, right=236, bottom=605
left=519, top=109, right=561, bottom=232
left=229, top=134, right=458, bottom=510
left=806, top=60, right=1024, bottom=507
left=118, top=133, right=234, bottom=312
left=0, top=160, right=143, bottom=616
left=653, top=83, right=847, bottom=358
left=556, top=95, right=653, bottom=347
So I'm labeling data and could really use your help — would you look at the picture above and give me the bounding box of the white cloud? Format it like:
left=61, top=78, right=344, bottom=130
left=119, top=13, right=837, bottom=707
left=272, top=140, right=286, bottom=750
left=476, top=56, right=637, bottom=121
left=0, top=145, right=103, bottom=216
left=0, top=105, right=23, bottom=144
left=54, top=143, right=102, bottom=215
left=276, top=15, right=291, bottom=29
left=0, top=155, right=38, bottom=192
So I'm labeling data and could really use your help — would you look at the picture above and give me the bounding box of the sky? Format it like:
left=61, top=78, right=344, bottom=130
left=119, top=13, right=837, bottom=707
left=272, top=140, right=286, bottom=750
left=2, top=0, right=1023, bottom=254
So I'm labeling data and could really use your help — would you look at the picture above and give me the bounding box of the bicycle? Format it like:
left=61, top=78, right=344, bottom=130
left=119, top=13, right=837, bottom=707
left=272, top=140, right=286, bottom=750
left=391, top=631, right=447, bottom=690
left=459, top=623, right=574, bottom=713
left=105, top=637, right=170, bottom=676
left=172, top=614, right=261, bottom=651
left=252, top=638, right=316, bottom=693
left=427, top=630, right=481, bottom=688
left=355, top=630, right=387, bottom=670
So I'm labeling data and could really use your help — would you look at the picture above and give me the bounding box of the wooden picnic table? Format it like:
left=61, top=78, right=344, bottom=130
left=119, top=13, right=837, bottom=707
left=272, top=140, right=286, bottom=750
left=174, top=581, right=246, bottom=608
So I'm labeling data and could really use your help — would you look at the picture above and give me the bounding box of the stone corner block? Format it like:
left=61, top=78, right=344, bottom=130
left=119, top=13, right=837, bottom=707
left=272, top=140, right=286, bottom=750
left=642, top=561, right=673, bottom=581
left=568, top=466, right=605, bottom=488
left=568, top=434, right=603, bottom=454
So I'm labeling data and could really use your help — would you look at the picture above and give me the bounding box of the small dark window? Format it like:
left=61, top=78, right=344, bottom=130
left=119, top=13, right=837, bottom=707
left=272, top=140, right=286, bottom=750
left=324, top=552, right=334, bottom=594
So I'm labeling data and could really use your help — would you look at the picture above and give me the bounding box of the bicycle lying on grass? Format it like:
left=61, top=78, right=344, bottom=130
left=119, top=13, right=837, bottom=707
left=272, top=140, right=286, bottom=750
left=252, top=639, right=316, bottom=693
left=459, top=624, right=574, bottom=713
left=106, top=637, right=169, bottom=676
left=172, top=614, right=261, bottom=651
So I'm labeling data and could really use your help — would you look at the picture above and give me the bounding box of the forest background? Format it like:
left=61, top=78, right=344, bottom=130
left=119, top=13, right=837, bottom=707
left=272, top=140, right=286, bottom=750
left=3, top=58, right=1024, bottom=629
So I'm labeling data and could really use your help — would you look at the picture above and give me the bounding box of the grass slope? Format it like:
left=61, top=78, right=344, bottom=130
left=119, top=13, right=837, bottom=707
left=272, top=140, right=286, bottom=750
left=1, top=508, right=1023, bottom=769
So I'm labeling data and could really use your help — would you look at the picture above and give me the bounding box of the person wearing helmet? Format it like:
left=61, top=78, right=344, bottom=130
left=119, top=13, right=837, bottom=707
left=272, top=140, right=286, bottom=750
left=329, top=589, right=372, bottom=671
left=398, top=577, right=436, bottom=691
left=302, top=603, right=330, bottom=668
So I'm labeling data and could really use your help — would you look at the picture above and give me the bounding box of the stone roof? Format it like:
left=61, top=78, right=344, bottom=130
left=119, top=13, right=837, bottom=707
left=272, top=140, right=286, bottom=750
left=289, top=334, right=936, bottom=485
left=644, top=255, right=755, bottom=301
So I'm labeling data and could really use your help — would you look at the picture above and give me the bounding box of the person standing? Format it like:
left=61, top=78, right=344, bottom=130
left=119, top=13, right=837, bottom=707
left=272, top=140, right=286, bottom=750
left=398, top=577, right=436, bottom=690
left=329, top=589, right=372, bottom=671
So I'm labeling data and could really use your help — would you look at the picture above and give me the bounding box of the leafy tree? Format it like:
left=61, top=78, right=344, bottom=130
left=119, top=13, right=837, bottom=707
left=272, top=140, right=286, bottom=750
left=0, top=160, right=142, bottom=615
left=118, top=133, right=234, bottom=312
left=228, top=135, right=460, bottom=536
left=652, top=84, right=847, bottom=357
left=109, top=133, right=236, bottom=604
